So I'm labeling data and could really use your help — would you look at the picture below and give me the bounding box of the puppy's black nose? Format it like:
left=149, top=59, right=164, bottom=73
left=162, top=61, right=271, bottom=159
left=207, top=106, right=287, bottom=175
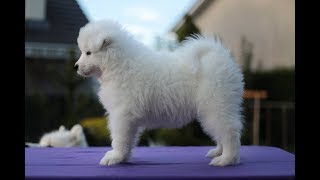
left=74, top=64, right=79, bottom=71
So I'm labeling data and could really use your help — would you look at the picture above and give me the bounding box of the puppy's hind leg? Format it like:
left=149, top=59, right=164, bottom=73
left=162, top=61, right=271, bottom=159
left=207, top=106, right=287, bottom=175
left=209, top=128, right=241, bottom=166
left=199, top=109, right=242, bottom=166
left=206, top=142, right=222, bottom=158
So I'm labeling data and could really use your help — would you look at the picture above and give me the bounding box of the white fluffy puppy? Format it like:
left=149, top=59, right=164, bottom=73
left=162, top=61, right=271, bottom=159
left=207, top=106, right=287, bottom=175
left=39, top=124, right=88, bottom=147
left=75, top=20, right=244, bottom=166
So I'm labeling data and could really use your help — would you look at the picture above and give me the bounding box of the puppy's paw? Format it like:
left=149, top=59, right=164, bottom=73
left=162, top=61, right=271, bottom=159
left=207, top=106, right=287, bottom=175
left=209, top=155, right=240, bottom=166
left=99, top=150, right=126, bottom=166
left=206, top=148, right=222, bottom=158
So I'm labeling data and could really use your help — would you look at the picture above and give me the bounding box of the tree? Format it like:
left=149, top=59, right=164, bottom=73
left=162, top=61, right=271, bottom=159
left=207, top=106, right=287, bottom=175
left=241, top=36, right=254, bottom=73
left=175, top=15, right=201, bottom=42
left=58, top=48, right=88, bottom=128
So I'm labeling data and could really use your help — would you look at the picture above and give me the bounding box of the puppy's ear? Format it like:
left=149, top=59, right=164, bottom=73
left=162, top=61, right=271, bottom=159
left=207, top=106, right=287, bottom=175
left=70, top=124, right=83, bottom=135
left=70, top=124, right=83, bottom=142
left=59, top=125, right=66, bottom=132
left=100, top=38, right=112, bottom=50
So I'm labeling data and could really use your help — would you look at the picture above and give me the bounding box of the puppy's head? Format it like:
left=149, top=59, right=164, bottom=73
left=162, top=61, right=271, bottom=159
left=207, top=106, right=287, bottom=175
left=75, top=20, right=124, bottom=78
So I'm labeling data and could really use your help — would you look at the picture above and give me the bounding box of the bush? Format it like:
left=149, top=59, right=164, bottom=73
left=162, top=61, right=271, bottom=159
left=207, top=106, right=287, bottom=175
left=80, top=117, right=110, bottom=146
left=25, top=94, right=105, bottom=143
left=244, top=68, right=295, bottom=101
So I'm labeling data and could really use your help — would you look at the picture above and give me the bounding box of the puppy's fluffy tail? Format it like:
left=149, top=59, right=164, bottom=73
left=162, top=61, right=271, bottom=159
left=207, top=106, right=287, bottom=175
left=177, top=34, right=232, bottom=73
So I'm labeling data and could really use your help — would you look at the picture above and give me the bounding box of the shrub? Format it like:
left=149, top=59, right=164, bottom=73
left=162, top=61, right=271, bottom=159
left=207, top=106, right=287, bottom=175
left=80, top=117, right=110, bottom=146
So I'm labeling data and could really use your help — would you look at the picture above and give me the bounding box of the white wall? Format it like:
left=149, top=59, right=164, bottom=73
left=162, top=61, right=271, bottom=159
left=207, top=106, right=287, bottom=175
left=193, top=0, right=295, bottom=70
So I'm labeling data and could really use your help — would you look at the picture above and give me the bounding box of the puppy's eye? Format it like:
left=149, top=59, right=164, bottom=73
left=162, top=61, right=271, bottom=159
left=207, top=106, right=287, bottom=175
left=86, top=51, right=91, bottom=55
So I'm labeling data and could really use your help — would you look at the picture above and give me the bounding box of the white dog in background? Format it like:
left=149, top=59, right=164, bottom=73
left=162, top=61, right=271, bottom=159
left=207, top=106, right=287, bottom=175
left=75, top=20, right=244, bottom=166
left=38, top=124, right=88, bottom=147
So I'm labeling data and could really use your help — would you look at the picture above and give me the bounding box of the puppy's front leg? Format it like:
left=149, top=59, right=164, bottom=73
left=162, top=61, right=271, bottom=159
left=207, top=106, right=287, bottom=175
left=100, top=113, right=138, bottom=166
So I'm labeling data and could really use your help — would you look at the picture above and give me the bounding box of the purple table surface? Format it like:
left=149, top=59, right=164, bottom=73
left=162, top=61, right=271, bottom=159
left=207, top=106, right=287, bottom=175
left=25, top=146, right=295, bottom=180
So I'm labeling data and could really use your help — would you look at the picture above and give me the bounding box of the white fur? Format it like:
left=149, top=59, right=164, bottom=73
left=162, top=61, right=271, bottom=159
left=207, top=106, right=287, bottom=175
left=75, top=20, right=244, bottom=166
left=39, top=124, right=88, bottom=147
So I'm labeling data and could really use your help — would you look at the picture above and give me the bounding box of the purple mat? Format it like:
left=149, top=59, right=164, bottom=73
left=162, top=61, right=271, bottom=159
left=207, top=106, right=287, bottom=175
left=25, top=146, right=295, bottom=179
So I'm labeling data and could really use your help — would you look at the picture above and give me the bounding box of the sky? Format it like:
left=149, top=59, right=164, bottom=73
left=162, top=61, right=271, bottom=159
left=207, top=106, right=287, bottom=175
left=76, top=0, right=197, bottom=48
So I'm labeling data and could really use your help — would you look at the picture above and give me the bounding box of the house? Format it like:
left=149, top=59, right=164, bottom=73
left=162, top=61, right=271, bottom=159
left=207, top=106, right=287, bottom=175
left=25, top=0, right=92, bottom=96
left=172, top=0, right=295, bottom=71
left=25, top=0, right=107, bottom=143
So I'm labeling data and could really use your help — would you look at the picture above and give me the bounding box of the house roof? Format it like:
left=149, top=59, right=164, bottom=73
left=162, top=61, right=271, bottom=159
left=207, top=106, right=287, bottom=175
left=171, top=0, right=215, bottom=32
left=25, top=0, right=89, bottom=45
